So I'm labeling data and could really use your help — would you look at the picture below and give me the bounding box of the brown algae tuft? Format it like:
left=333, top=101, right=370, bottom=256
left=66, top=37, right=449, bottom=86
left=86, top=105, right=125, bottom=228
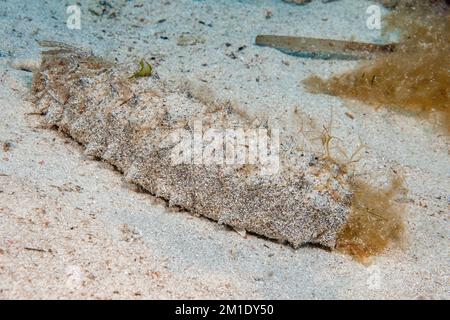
left=303, top=2, right=450, bottom=132
left=315, top=116, right=406, bottom=262
left=336, top=177, right=406, bottom=262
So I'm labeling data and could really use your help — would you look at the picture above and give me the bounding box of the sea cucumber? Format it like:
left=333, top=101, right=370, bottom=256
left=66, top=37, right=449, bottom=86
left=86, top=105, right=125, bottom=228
left=31, top=41, right=352, bottom=248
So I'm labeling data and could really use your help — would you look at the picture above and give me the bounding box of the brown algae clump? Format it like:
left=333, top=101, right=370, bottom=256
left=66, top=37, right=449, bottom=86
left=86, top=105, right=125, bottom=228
left=304, top=3, right=450, bottom=132
left=337, top=177, right=406, bottom=262
left=314, top=117, right=406, bottom=261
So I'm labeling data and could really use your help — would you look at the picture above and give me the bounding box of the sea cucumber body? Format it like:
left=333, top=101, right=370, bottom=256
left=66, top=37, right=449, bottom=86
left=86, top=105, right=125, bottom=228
left=32, top=47, right=351, bottom=248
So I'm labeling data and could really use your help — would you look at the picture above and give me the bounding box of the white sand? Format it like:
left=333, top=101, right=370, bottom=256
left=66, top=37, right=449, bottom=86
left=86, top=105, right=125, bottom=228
left=0, top=0, right=448, bottom=299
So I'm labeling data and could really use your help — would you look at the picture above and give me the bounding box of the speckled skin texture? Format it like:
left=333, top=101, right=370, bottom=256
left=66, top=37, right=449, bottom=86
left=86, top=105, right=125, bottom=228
left=32, top=45, right=351, bottom=248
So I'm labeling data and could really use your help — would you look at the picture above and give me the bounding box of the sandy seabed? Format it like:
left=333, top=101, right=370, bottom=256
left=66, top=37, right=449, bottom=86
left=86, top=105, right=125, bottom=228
left=0, top=0, right=448, bottom=299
